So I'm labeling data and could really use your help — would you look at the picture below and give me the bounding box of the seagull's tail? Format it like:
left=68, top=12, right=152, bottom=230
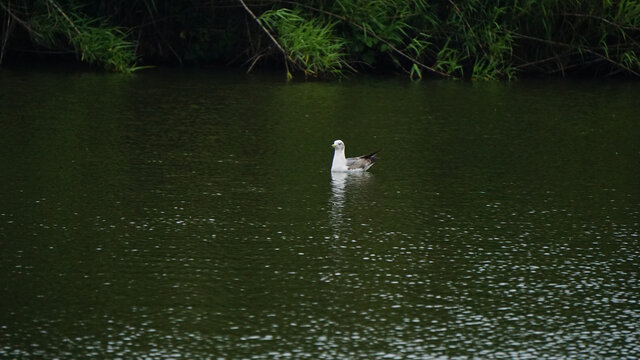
left=362, top=150, right=380, bottom=163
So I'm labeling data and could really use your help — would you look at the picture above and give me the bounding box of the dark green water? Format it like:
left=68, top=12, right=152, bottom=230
left=1, top=68, right=639, bottom=359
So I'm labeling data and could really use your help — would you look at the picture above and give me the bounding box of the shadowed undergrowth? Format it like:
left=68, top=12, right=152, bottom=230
left=1, top=0, right=639, bottom=79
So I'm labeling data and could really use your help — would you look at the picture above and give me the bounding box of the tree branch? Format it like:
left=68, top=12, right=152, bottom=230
left=511, top=31, right=640, bottom=76
left=237, top=0, right=295, bottom=78
left=562, top=12, right=640, bottom=31
left=45, top=0, right=81, bottom=36
left=1, top=0, right=12, bottom=64
left=0, top=0, right=42, bottom=38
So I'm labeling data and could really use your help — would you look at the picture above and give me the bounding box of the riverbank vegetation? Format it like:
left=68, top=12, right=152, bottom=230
left=2, top=0, right=640, bottom=79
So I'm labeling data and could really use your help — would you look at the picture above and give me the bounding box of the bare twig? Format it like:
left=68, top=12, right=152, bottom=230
left=563, top=12, right=640, bottom=31
left=0, top=0, right=42, bottom=38
left=45, top=0, right=81, bottom=36
left=511, top=30, right=640, bottom=76
left=237, top=0, right=294, bottom=77
left=548, top=57, right=606, bottom=75
left=1, top=0, right=12, bottom=64
left=515, top=54, right=563, bottom=70
left=562, top=12, right=640, bottom=51
left=238, top=0, right=286, bottom=55
left=166, top=43, right=183, bottom=65
left=246, top=52, right=263, bottom=73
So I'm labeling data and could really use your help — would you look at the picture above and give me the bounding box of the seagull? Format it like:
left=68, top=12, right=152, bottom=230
left=331, top=139, right=379, bottom=172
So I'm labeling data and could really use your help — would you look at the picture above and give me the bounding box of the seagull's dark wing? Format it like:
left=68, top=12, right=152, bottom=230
left=346, top=150, right=380, bottom=170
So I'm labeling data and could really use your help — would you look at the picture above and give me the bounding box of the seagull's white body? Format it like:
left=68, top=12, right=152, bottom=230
left=331, top=139, right=378, bottom=172
left=330, top=143, right=351, bottom=172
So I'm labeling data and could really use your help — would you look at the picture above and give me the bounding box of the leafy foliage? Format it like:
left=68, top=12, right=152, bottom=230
left=259, top=8, right=346, bottom=78
left=3, top=0, right=139, bottom=72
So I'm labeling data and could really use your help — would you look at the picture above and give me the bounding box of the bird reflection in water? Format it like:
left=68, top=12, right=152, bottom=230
left=329, top=171, right=372, bottom=239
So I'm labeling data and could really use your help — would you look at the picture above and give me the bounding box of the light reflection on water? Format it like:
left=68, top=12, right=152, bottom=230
left=329, top=171, right=347, bottom=238
left=329, top=171, right=373, bottom=240
left=0, top=69, right=639, bottom=359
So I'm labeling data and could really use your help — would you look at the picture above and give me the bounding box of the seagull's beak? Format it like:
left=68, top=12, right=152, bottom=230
left=331, top=144, right=336, bottom=148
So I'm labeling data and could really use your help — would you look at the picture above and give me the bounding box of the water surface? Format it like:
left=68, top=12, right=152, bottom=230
left=1, top=68, right=639, bottom=359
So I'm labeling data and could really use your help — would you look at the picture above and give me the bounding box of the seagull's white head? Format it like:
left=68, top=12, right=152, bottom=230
left=332, top=139, right=345, bottom=151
